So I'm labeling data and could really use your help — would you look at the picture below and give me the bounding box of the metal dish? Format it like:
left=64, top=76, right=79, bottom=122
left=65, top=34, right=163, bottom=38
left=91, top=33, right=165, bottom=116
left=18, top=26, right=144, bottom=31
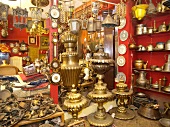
left=117, top=56, right=126, bottom=66
left=159, top=118, right=170, bottom=127
left=118, top=44, right=127, bottom=55
left=120, top=30, right=128, bottom=41
left=135, top=92, right=147, bottom=98
left=118, top=17, right=126, bottom=29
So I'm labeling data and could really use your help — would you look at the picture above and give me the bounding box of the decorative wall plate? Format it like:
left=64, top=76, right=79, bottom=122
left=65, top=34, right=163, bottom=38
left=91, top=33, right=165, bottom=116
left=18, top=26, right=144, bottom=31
left=118, top=17, right=126, bottom=29
left=120, top=30, right=128, bottom=41
left=117, top=56, right=126, bottom=66
left=116, top=72, right=126, bottom=83
left=118, top=44, right=127, bottom=55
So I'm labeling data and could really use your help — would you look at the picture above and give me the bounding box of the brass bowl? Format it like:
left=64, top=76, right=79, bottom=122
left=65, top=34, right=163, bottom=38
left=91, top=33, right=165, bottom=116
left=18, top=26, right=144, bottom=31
left=159, top=118, right=170, bottom=127
left=138, top=103, right=161, bottom=120
left=0, top=89, right=11, bottom=102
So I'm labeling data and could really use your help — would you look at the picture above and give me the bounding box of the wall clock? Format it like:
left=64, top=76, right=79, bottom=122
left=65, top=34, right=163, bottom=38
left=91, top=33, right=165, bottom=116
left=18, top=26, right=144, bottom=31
left=51, top=58, right=60, bottom=71
left=49, top=0, right=60, bottom=19
left=51, top=19, right=58, bottom=29
left=51, top=72, right=61, bottom=84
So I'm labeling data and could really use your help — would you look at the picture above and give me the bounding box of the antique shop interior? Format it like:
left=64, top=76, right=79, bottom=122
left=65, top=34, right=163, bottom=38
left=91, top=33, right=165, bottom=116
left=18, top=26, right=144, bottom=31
left=0, top=0, right=170, bottom=126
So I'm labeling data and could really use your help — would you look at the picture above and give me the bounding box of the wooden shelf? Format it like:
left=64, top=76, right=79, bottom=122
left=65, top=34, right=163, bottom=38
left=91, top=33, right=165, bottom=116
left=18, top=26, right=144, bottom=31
left=132, top=68, right=170, bottom=73
left=134, top=86, right=170, bottom=95
left=133, top=31, right=170, bottom=38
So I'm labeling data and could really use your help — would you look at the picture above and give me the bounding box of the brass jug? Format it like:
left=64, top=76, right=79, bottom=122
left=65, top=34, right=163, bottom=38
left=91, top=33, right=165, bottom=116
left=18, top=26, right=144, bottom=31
left=136, top=71, right=148, bottom=87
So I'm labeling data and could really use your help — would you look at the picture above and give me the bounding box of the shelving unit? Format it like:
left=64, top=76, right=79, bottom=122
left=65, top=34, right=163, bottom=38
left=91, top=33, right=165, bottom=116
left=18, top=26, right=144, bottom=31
left=131, top=7, right=170, bottom=105
left=134, top=86, right=170, bottom=95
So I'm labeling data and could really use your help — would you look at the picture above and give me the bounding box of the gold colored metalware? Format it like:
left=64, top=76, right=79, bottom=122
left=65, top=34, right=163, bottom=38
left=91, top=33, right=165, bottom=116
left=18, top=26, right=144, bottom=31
left=64, top=84, right=88, bottom=125
left=109, top=80, right=135, bottom=120
left=87, top=44, right=114, bottom=127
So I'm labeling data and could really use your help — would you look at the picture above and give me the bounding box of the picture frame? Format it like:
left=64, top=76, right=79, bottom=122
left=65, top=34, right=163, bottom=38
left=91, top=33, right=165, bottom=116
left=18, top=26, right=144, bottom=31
left=39, top=35, right=49, bottom=49
left=26, top=17, right=46, bottom=32
left=28, top=36, right=37, bottom=45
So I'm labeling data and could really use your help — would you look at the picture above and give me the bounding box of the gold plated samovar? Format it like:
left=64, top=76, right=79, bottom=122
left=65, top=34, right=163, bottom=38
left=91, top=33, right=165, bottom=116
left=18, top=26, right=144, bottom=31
left=87, top=44, right=114, bottom=127
left=109, top=80, right=135, bottom=120
left=64, top=84, right=90, bottom=126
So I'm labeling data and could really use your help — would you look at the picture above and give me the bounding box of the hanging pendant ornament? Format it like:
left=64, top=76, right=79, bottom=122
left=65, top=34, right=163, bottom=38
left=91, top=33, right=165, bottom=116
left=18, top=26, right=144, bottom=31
left=117, top=0, right=126, bottom=18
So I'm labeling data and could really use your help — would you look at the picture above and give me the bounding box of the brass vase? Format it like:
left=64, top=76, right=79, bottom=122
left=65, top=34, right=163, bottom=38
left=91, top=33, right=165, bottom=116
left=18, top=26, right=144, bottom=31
left=87, top=44, right=114, bottom=127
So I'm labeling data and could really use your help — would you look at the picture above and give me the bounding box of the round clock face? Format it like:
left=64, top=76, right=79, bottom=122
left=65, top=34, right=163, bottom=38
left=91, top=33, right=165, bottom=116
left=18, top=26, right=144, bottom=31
left=12, top=47, right=19, bottom=54
left=51, top=73, right=61, bottom=83
left=52, top=21, right=58, bottom=28
left=50, top=8, right=60, bottom=19
left=51, top=60, right=60, bottom=69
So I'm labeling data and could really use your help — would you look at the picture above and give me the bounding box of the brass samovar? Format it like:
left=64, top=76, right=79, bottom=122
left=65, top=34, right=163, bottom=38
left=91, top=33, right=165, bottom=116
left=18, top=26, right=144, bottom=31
left=109, top=80, right=135, bottom=120
left=87, top=44, right=114, bottom=127
left=59, top=31, right=82, bottom=108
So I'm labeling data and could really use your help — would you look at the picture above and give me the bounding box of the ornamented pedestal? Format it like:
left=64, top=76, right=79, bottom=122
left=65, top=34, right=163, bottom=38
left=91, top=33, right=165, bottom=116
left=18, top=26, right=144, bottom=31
left=64, top=84, right=90, bottom=126
left=87, top=44, right=114, bottom=127
left=109, top=80, right=135, bottom=120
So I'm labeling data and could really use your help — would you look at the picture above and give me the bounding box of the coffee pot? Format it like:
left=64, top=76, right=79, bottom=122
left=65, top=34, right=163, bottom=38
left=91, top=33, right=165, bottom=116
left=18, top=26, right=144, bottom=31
left=163, top=54, right=170, bottom=72
left=136, top=71, right=149, bottom=87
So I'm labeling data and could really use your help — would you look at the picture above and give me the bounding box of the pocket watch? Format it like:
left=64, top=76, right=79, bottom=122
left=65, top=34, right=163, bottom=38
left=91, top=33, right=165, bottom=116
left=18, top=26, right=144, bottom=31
left=51, top=72, right=61, bottom=84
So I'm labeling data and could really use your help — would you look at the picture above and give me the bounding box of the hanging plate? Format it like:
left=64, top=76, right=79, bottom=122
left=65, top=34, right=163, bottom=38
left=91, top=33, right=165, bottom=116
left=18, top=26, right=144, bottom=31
left=116, top=72, right=126, bottom=83
left=120, top=30, right=128, bottom=41
left=118, top=17, right=126, bottom=29
left=117, top=56, right=126, bottom=66
left=118, top=44, right=127, bottom=55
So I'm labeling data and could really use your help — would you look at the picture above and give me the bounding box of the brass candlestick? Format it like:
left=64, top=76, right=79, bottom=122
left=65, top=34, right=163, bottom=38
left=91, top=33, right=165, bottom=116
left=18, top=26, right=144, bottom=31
left=109, top=80, right=135, bottom=120
left=87, top=44, right=114, bottom=127
left=64, top=84, right=88, bottom=125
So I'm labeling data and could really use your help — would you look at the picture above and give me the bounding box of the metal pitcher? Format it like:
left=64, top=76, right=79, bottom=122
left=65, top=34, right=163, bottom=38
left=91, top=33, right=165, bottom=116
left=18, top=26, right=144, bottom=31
left=163, top=54, right=170, bottom=72
left=136, top=71, right=148, bottom=87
